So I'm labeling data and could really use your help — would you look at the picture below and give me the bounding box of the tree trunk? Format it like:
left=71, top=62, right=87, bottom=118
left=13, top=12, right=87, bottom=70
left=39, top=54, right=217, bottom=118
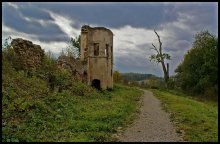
left=167, top=63, right=169, bottom=79
left=161, top=61, right=168, bottom=83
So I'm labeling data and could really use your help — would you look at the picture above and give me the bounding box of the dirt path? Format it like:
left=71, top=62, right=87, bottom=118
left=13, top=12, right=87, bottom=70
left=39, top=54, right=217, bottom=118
left=117, top=90, right=183, bottom=142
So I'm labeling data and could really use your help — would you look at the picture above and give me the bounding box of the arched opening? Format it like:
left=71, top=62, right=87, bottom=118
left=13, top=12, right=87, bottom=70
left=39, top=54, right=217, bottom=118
left=91, top=79, right=101, bottom=90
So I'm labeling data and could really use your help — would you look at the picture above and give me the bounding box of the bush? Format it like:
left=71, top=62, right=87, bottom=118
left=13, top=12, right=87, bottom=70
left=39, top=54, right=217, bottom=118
left=71, top=82, right=97, bottom=96
left=204, top=86, right=218, bottom=99
left=53, top=68, right=72, bottom=92
left=167, top=78, right=175, bottom=89
left=2, top=66, right=49, bottom=142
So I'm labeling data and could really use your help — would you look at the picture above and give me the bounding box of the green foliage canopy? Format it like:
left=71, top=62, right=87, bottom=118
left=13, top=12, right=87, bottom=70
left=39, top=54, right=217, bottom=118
left=175, top=31, right=218, bottom=98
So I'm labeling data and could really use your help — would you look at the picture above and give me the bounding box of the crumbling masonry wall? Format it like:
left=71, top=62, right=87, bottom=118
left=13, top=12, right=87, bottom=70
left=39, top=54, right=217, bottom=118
left=11, top=38, right=44, bottom=72
left=57, top=55, right=87, bottom=82
left=80, top=25, right=113, bottom=90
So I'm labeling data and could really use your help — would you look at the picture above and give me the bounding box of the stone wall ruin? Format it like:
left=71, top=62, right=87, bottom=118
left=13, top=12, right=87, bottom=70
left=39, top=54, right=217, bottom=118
left=10, top=25, right=113, bottom=90
left=11, top=38, right=44, bottom=72
left=57, top=55, right=87, bottom=83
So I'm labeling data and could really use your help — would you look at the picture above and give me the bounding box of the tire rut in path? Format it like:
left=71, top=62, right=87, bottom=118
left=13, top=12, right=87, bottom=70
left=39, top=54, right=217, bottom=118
left=117, top=90, right=183, bottom=142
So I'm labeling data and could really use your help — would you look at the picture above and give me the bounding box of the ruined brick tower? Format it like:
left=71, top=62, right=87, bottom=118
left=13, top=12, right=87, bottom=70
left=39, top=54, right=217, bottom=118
left=80, top=25, right=113, bottom=90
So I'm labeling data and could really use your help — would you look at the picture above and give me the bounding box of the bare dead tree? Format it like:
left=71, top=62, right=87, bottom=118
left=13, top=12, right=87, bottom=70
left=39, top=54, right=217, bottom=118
left=149, top=30, right=171, bottom=83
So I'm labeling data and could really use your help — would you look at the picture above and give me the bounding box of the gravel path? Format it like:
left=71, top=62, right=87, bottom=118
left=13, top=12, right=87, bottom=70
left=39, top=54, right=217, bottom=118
left=117, top=89, right=183, bottom=142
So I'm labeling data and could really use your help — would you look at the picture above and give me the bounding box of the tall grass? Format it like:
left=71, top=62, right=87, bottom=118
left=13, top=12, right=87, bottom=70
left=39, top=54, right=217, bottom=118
left=2, top=69, right=143, bottom=142
left=151, top=89, right=218, bottom=142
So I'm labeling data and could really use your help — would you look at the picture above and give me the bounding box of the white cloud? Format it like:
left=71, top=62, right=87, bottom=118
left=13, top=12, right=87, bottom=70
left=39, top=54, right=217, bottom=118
left=46, top=10, right=80, bottom=37
left=2, top=24, right=38, bottom=40
left=106, top=25, right=163, bottom=75
left=6, top=2, right=19, bottom=9
left=2, top=24, right=67, bottom=55
left=111, top=25, right=157, bottom=55
left=21, top=14, right=55, bottom=28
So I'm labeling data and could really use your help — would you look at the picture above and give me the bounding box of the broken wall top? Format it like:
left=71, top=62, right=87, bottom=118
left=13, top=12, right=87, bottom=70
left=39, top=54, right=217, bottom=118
left=11, top=38, right=45, bottom=71
left=81, top=25, right=113, bottom=35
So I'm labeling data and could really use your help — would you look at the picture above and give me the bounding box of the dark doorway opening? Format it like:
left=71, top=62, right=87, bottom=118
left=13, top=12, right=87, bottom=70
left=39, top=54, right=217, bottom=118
left=91, top=79, right=101, bottom=90
left=82, top=71, right=87, bottom=83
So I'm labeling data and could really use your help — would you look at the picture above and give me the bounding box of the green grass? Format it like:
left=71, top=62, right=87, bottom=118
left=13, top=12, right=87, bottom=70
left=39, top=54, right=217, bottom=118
left=151, top=89, right=218, bottom=142
left=2, top=77, right=143, bottom=142
left=2, top=46, right=144, bottom=142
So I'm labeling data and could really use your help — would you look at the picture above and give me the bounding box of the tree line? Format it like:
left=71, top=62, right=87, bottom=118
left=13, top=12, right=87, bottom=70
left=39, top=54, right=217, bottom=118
left=120, top=73, right=157, bottom=82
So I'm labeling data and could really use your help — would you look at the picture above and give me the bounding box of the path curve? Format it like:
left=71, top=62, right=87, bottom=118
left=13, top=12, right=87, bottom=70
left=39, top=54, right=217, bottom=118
left=117, top=89, right=183, bottom=142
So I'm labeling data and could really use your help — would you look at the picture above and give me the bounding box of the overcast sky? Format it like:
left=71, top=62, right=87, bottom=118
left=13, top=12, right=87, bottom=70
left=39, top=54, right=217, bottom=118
left=2, top=2, right=218, bottom=77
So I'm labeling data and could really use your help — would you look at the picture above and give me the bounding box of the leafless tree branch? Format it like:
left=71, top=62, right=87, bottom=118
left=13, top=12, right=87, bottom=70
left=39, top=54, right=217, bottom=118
left=154, top=29, right=162, bottom=53
left=151, top=43, right=160, bottom=54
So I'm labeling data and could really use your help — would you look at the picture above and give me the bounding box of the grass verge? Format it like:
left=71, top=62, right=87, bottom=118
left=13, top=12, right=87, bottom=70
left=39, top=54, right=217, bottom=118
left=151, top=89, right=218, bottom=142
left=2, top=79, right=143, bottom=142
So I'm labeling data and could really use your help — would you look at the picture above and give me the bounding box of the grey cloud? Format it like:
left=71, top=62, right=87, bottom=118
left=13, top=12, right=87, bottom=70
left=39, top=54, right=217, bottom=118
left=121, top=40, right=135, bottom=45
left=70, top=21, right=83, bottom=30
left=36, top=34, right=70, bottom=42
left=22, top=2, right=179, bottom=29
left=114, top=46, right=162, bottom=76
left=173, top=3, right=217, bottom=34
left=165, top=40, right=191, bottom=52
left=174, top=40, right=191, bottom=49
left=3, top=3, right=68, bottom=42
left=19, top=5, right=53, bottom=21
left=115, top=54, right=162, bottom=76
left=136, top=43, right=151, bottom=50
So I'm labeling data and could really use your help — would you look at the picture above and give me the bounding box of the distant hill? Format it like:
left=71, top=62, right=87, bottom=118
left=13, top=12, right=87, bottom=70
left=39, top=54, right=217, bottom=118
left=121, top=72, right=161, bottom=81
